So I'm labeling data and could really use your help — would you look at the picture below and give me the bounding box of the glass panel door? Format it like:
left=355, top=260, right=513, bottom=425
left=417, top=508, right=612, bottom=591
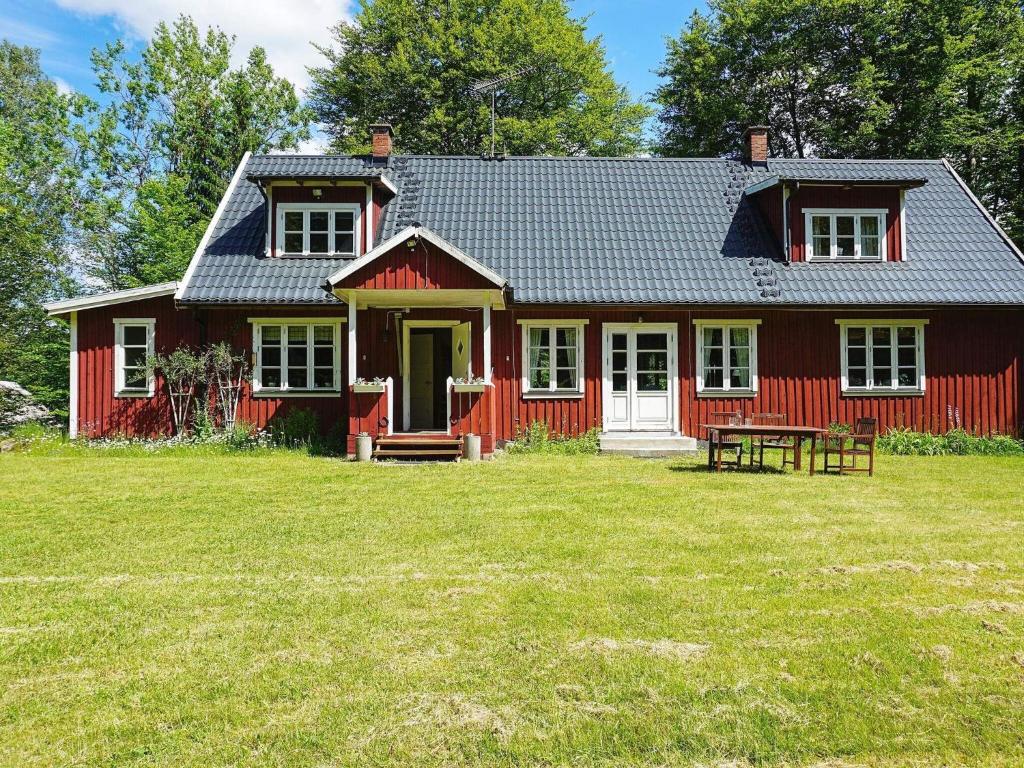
left=604, top=326, right=676, bottom=432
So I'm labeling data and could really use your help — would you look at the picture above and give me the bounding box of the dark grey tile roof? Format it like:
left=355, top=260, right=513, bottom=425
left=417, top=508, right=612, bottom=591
left=245, top=154, right=387, bottom=180
left=764, top=158, right=930, bottom=182
left=177, top=153, right=1024, bottom=306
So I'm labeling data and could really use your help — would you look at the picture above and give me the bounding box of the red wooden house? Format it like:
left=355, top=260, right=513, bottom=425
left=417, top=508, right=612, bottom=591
left=45, top=127, right=1024, bottom=455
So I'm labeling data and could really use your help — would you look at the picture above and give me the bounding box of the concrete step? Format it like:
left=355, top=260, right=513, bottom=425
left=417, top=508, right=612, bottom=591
left=599, top=432, right=698, bottom=457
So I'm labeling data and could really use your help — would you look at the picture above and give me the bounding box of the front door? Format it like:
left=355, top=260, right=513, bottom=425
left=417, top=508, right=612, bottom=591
left=602, top=324, right=677, bottom=432
left=408, top=331, right=435, bottom=430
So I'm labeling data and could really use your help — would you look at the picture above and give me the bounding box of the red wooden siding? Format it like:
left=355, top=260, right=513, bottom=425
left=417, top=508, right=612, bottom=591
left=337, top=239, right=498, bottom=291
left=269, top=184, right=372, bottom=258
left=75, top=297, right=347, bottom=439
left=753, top=186, right=903, bottom=262
left=73, top=298, right=1023, bottom=445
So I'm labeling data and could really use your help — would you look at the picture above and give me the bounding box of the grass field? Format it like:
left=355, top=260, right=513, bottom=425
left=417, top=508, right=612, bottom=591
left=1, top=448, right=1022, bottom=767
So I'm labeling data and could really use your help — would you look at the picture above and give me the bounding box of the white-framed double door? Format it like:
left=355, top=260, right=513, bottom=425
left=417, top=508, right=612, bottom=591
left=602, top=323, right=678, bottom=432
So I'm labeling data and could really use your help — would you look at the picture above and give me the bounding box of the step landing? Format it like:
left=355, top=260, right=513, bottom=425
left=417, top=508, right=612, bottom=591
left=599, top=431, right=698, bottom=457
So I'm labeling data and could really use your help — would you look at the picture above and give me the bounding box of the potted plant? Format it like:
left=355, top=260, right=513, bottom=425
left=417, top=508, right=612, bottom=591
left=354, top=430, right=373, bottom=461
left=451, top=376, right=487, bottom=393
left=351, top=377, right=387, bottom=393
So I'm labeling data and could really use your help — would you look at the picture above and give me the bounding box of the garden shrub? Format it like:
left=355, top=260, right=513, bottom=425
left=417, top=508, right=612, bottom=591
left=505, top=421, right=600, bottom=455
left=878, top=427, right=1023, bottom=456
left=268, top=408, right=320, bottom=448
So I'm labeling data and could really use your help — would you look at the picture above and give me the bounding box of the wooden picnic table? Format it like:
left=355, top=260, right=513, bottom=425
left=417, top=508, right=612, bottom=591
left=701, top=423, right=825, bottom=475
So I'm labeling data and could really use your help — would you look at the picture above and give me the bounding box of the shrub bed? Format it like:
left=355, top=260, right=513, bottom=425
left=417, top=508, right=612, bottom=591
left=878, top=427, right=1023, bottom=456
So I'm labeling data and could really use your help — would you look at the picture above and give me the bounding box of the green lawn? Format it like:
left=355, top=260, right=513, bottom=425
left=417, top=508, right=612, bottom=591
left=1, top=449, right=1023, bottom=767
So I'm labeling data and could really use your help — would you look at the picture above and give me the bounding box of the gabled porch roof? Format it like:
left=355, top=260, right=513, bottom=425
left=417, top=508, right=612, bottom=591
left=328, top=225, right=508, bottom=309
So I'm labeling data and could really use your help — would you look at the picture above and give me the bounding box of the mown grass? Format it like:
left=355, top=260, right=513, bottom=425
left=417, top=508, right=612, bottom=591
left=1, top=449, right=1022, bottom=767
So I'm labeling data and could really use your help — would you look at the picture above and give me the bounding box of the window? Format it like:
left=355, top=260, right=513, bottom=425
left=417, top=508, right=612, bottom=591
left=251, top=319, right=343, bottom=394
left=519, top=321, right=586, bottom=395
left=276, top=204, right=360, bottom=256
left=113, top=319, right=155, bottom=397
left=804, top=209, right=887, bottom=261
left=694, top=320, right=760, bottom=395
left=838, top=320, right=926, bottom=394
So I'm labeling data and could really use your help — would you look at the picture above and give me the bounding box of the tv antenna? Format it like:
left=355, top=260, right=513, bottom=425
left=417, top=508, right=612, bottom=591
left=469, top=67, right=533, bottom=157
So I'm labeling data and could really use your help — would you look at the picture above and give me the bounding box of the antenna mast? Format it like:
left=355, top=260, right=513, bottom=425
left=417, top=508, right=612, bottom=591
left=469, top=67, right=533, bottom=157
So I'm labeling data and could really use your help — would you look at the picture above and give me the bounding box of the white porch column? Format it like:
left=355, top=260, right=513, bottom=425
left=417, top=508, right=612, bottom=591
left=482, top=303, right=492, bottom=384
left=347, top=294, right=357, bottom=384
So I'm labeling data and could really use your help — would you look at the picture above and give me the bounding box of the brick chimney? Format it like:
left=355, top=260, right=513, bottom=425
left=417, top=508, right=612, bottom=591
left=742, top=126, right=769, bottom=165
left=370, top=123, right=393, bottom=158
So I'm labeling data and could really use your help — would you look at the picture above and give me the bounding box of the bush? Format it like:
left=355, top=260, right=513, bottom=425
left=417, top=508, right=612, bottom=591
left=505, top=421, right=600, bottom=455
left=268, top=408, right=320, bottom=448
left=878, top=427, right=1023, bottom=456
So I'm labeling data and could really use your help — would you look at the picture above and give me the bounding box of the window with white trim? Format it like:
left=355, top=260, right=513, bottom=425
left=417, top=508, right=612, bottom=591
left=805, top=209, right=887, bottom=261
left=695, top=321, right=759, bottom=394
left=839, top=321, right=926, bottom=393
left=520, top=321, right=585, bottom=394
left=252, top=320, right=342, bottom=393
left=114, top=318, right=155, bottom=397
left=276, top=203, right=359, bottom=256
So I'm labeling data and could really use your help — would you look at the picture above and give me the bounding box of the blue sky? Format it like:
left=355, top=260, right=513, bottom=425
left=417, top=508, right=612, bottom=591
left=2, top=0, right=704, bottom=105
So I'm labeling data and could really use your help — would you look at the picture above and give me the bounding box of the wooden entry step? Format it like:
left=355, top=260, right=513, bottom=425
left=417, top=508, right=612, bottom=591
left=373, top=434, right=464, bottom=461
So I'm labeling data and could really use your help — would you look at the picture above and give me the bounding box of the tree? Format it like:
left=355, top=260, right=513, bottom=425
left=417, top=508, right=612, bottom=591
left=308, top=0, right=650, bottom=156
left=78, top=16, right=312, bottom=289
left=654, top=0, right=1024, bottom=246
left=0, top=42, right=80, bottom=415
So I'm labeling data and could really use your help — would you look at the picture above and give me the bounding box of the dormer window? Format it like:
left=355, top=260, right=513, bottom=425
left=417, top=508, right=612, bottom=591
left=804, top=209, right=887, bottom=262
left=276, top=203, right=360, bottom=257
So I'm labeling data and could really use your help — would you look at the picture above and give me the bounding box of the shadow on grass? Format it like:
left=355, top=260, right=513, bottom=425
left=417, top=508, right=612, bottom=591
left=666, top=461, right=789, bottom=475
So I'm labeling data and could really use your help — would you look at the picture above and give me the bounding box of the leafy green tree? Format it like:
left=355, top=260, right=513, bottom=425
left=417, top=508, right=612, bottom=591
left=654, top=0, right=1024, bottom=246
left=0, top=42, right=80, bottom=414
left=79, top=16, right=312, bottom=289
left=308, top=0, right=650, bottom=156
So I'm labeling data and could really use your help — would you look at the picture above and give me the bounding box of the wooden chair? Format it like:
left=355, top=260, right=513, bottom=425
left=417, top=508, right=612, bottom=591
left=707, top=410, right=744, bottom=469
left=823, top=417, right=877, bottom=476
left=749, top=413, right=797, bottom=470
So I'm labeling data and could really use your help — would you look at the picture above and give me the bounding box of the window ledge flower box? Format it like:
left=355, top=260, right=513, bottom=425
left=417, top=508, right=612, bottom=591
left=451, top=379, right=488, bottom=393
left=351, top=379, right=387, bottom=393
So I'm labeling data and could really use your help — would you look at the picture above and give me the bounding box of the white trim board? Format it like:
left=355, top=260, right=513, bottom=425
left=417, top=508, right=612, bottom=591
left=69, top=311, right=78, bottom=438
left=327, top=225, right=508, bottom=288
left=45, top=282, right=178, bottom=317
left=175, top=150, right=252, bottom=301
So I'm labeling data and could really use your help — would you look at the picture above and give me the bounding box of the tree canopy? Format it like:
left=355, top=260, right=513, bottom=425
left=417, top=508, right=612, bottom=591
left=0, top=42, right=80, bottom=413
left=77, top=16, right=312, bottom=289
left=308, top=0, right=650, bottom=156
left=654, top=0, right=1024, bottom=245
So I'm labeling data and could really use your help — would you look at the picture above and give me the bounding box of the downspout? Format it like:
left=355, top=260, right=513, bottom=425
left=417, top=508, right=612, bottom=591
left=782, top=182, right=793, bottom=262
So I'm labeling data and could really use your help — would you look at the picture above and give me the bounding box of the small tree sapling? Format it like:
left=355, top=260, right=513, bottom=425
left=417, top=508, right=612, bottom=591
left=148, top=346, right=208, bottom=435
left=208, top=341, right=248, bottom=432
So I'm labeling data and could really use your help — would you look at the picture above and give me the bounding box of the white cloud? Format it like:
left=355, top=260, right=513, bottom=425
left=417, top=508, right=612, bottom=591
left=54, top=77, right=75, bottom=95
left=53, top=0, right=352, bottom=90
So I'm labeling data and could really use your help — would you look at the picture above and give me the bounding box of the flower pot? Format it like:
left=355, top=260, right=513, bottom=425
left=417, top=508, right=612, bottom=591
left=355, top=433, right=373, bottom=462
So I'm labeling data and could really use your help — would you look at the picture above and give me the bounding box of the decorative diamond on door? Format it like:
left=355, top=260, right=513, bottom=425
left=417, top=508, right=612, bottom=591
left=456, top=339, right=465, bottom=357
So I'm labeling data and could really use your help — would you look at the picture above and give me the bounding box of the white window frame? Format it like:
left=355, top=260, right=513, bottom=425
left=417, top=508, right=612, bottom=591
left=250, top=318, right=344, bottom=396
left=518, top=320, right=587, bottom=397
left=837, top=319, right=927, bottom=395
left=804, top=208, right=888, bottom=262
left=693, top=319, right=760, bottom=396
left=113, top=318, right=156, bottom=398
left=276, top=203, right=361, bottom=257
